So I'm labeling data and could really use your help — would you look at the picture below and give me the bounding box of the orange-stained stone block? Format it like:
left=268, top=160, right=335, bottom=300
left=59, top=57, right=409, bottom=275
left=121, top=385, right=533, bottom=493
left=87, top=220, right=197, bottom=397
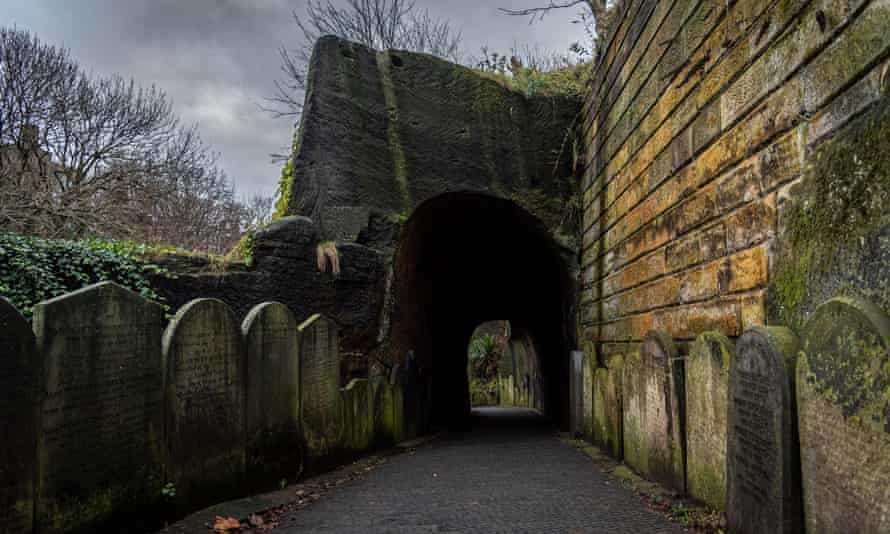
left=729, top=244, right=769, bottom=293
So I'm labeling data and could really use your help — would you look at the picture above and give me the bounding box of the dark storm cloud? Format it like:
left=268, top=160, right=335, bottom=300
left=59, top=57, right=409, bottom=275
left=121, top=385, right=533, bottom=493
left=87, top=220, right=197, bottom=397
left=3, top=1, right=587, bottom=197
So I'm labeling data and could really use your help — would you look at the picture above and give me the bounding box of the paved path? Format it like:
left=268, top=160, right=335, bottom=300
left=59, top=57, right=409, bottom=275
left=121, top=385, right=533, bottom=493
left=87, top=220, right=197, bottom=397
left=274, top=407, right=685, bottom=533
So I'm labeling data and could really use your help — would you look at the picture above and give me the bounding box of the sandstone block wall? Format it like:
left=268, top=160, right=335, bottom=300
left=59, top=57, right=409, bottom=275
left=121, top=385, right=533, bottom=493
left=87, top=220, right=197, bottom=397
left=580, top=0, right=890, bottom=358
left=579, top=0, right=890, bottom=528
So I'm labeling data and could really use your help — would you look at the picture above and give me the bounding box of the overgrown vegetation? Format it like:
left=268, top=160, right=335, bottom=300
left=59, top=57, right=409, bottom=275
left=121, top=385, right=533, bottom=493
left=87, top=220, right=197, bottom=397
left=473, top=46, right=592, bottom=98
left=0, top=232, right=171, bottom=318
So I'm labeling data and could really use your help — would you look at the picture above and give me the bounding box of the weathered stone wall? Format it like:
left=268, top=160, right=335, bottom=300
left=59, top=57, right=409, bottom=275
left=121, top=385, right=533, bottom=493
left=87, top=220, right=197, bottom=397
left=286, top=36, right=582, bottom=245
left=579, top=0, right=890, bottom=527
left=1, top=282, right=415, bottom=533
left=580, top=0, right=890, bottom=361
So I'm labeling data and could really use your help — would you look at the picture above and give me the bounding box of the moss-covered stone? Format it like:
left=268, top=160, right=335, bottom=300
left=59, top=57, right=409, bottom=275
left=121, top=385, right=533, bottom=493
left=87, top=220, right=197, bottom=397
left=797, top=297, right=890, bottom=533
left=594, top=356, right=624, bottom=459
left=686, top=331, right=733, bottom=510
left=771, top=89, right=890, bottom=328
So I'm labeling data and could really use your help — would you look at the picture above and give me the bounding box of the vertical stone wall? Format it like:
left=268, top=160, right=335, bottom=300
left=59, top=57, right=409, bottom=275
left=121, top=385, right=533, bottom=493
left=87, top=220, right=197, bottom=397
left=580, top=0, right=890, bottom=363
left=579, top=0, right=890, bottom=527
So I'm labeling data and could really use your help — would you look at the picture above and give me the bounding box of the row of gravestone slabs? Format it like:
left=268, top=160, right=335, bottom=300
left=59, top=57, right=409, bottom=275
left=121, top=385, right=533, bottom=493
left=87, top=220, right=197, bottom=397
left=583, top=296, right=890, bottom=534
left=0, top=282, right=348, bottom=534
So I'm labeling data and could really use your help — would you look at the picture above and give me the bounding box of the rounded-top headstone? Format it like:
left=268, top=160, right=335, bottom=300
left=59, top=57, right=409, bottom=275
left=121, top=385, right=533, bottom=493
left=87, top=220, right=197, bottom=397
left=298, top=313, right=342, bottom=458
left=33, top=282, right=164, bottom=533
left=242, top=302, right=302, bottom=483
left=0, top=298, right=37, bottom=534
left=638, top=330, right=685, bottom=492
left=164, top=298, right=245, bottom=501
left=727, top=326, right=802, bottom=534
left=798, top=297, right=890, bottom=533
left=686, top=331, right=733, bottom=510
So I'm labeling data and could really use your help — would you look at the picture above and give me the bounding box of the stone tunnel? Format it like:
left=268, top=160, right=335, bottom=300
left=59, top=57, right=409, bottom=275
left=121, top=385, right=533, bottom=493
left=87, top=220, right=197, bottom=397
left=276, top=36, right=584, bottom=428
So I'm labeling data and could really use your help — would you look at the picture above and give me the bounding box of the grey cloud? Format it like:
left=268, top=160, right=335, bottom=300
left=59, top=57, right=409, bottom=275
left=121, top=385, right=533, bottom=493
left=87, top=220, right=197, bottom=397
left=2, top=1, right=588, bottom=197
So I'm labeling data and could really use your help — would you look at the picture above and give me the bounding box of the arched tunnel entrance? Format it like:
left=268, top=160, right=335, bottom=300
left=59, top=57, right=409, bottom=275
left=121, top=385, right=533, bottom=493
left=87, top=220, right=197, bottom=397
left=390, top=192, right=576, bottom=430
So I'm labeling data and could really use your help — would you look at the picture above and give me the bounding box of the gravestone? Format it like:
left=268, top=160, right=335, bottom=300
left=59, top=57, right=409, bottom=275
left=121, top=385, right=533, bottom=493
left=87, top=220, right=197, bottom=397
left=371, top=375, right=395, bottom=445
left=390, top=365, right=405, bottom=443
left=686, top=331, right=733, bottom=510
left=342, top=379, right=373, bottom=452
left=594, top=356, right=623, bottom=458
left=242, top=302, right=302, bottom=484
left=164, top=298, right=245, bottom=503
left=0, top=298, right=37, bottom=534
left=727, top=326, right=802, bottom=534
left=637, top=331, right=685, bottom=492
left=571, top=350, right=584, bottom=435
left=798, top=298, right=890, bottom=533
left=622, top=351, right=645, bottom=471
left=33, top=282, right=164, bottom=533
left=582, top=347, right=595, bottom=439
left=299, top=314, right=342, bottom=458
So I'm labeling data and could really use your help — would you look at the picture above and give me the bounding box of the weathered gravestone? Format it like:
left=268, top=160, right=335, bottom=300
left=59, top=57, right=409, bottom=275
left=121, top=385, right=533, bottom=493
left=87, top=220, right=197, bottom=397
left=390, top=364, right=406, bottom=443
left=0, top=298, right=37, bottom=534
left=727, top=326, right=802, bottom=534
left=629, top=331, right=685, bottom=492
left=341, top=379, right=373, bottom=452
left=164, top=299, right=245, bottom=503
left=686, top=331, right=733, bottom=510
left=33, top=282, right=164, bottom=533
left=242, top=302, right=302, bottom=484
left=594, top=356, right=623, bottom=458
left=299, top=314, right=342, bottom=459
left=582, top=346, right=596, bottom=439
left=622, top=351, right=645, bottom=471
left=571, top=350, right=584, bottom=435
left=798, top=297, right=890, bottom=534
left=371, top=375, right=395, bottom=445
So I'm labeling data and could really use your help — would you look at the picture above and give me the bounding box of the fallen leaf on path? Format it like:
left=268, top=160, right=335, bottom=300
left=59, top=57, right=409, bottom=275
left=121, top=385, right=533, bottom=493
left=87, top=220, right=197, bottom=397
left=213, top=516, right=242, bottom=532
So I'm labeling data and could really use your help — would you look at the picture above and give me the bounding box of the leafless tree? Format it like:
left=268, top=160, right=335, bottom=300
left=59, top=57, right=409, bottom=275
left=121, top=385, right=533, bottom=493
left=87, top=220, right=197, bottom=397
left=0, top=27, right=270, bottom=254
left=267, top=0, right=463, bottom=119
left=499, top=1, right=622, bottom=57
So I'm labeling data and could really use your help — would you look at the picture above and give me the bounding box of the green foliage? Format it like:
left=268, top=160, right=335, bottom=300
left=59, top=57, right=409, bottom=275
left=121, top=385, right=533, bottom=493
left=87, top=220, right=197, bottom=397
left=468, top=333, right=497, bottom=361
left=273, top=159, right=293, bottom=220
left=0, top=232, right=170, bottom=318
left=473, top=46, right=592, bottom=98
left=226, top=232, right=255, bottom=266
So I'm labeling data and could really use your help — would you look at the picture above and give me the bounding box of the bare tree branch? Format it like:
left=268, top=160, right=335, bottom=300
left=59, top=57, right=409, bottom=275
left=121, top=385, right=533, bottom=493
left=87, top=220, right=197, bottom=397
left=0, top=27, right=272, bottom=254
left=265, top=0, right=463, bottom=122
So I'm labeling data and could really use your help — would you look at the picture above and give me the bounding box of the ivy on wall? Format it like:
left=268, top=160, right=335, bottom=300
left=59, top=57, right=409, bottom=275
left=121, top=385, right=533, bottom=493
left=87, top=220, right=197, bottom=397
left=0, top=233, right=170, bottom=318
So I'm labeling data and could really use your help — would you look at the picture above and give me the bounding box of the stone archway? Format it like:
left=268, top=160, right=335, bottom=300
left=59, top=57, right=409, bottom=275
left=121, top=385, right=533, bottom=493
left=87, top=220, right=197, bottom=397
left=387, top=192, right=576, bottom=429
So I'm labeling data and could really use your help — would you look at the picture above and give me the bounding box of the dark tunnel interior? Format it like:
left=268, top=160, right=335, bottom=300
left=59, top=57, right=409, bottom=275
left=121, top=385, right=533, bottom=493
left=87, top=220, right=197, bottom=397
left=389, top=192, right=577, bottom=430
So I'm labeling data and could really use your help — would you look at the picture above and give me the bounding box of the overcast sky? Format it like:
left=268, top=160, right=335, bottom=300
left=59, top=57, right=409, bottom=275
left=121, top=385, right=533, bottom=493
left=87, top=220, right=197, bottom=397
left=3, top=1, right=588, bottom=199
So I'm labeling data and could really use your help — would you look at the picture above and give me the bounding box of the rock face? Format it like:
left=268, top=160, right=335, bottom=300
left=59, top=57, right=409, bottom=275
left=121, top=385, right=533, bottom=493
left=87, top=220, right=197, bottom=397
left=727, top=327, right=802, bottom=534
left=287, top=36, right=582, bottom=243
left=0, top=298, right=37, bottom=534
left=798, top=298, right=890, bottom=534
left=33, top=283, right=165, bottom=534
left=152, top=216, right=387, bottom=354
